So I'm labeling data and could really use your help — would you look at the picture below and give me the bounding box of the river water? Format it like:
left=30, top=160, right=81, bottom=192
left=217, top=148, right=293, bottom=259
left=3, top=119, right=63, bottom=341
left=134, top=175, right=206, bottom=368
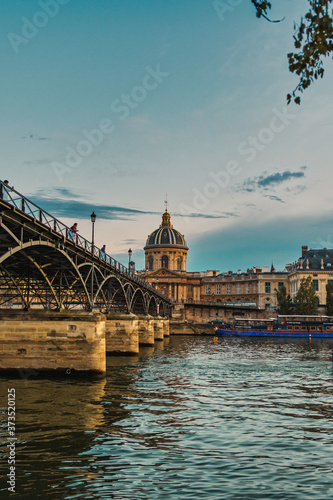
left=1, top=335, right=333, bottom=499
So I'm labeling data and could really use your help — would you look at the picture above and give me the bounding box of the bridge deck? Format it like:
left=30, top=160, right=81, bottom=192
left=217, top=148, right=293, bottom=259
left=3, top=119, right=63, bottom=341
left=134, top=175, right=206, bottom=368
left=0, top=181, right=170, bottom=315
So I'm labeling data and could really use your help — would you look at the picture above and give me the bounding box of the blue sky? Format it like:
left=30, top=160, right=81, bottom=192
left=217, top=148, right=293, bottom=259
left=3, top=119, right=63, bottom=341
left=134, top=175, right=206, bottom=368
left=1, top=0, right=332, bottom=272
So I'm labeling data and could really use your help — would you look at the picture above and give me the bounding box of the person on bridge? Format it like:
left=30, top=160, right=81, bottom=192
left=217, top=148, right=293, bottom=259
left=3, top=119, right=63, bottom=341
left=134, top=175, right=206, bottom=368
left=2, top=180, right=13, bottom=202
left=100, top=245, right=106, bottom=258
left=69, top=223, right=78, bottom=242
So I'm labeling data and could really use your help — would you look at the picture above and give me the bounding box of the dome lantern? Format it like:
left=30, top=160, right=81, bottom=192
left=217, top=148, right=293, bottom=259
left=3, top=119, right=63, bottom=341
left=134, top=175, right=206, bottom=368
left=161, top=209, right=172, bottom=228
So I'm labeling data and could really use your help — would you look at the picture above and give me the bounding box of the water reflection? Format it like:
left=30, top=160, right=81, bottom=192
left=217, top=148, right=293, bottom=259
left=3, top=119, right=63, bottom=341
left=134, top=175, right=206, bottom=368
left=0, top=336, right=333, bottom=499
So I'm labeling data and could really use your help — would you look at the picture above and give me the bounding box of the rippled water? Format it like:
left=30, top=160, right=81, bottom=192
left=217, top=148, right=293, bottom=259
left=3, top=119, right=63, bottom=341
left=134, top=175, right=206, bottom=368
left=1, top=335, right=333, bottom=499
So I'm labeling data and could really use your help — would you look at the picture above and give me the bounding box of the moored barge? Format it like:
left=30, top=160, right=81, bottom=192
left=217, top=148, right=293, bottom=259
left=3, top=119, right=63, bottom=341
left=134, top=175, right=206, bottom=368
left=215, top=315, right=333, bottom=338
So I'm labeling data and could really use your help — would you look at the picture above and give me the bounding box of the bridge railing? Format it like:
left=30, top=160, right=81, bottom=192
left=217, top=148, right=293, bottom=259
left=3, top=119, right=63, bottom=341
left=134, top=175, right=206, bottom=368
left=0, top=181, right=167, bottom=299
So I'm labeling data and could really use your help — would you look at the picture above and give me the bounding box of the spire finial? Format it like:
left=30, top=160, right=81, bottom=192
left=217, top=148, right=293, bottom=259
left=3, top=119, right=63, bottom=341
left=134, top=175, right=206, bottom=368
left=164, top=195, right=168, bottom=212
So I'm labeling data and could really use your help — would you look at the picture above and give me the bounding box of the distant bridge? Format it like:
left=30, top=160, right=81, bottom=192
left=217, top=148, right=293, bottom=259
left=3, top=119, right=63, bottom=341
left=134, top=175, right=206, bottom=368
left=0, top=181, right=170, bottom=316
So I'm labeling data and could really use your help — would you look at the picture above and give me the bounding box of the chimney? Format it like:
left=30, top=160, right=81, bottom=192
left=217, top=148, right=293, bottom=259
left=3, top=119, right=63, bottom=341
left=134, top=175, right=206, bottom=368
left=302, top=245, right=308, bottom=258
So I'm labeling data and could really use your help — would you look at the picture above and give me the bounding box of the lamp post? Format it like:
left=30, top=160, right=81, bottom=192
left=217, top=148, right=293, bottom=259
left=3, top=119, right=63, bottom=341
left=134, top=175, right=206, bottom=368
left=90, top=211, right=96, bottom=310
left=128, top=248, right=132, bottom=274
left=90, top=212, right=96, bottom=252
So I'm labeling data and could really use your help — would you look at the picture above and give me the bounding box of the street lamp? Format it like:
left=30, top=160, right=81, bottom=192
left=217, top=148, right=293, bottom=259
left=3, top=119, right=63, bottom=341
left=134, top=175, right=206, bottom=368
left=90, top=212, right=96, bottom=252
left=90, top=211, right=96, bottom=310
left=128, top=248, right=132, bottom=274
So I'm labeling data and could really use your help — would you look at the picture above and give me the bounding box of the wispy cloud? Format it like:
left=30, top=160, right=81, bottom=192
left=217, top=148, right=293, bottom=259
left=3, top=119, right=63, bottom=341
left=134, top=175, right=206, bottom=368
left=22, top=133, right=51, bottom=141
left=33, top=197, right=152, bottom=221
left=30, top=188, right=235, bottom=222
left=175, top=211, right=237, bottom=219
left=24, top=159, right=54, bottom=166
left=264, top=195, right=286, bottom=203
left=31, top=188, right=152, bottom=220
left=122, top=239, right=142, bottom=245
left=237, top=167, right=307, bottom=194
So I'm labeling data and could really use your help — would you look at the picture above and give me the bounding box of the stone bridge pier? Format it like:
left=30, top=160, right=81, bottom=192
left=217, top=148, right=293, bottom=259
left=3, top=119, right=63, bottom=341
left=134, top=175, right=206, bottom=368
left=0, top=310, right=170, bottom=376
left=0, top=310, right=106, bottom=377
left=105, top=313, right=139, bottom=355
left=137, top=314, right=155, bottom=346
left=153, top=316, right=164, bottom=341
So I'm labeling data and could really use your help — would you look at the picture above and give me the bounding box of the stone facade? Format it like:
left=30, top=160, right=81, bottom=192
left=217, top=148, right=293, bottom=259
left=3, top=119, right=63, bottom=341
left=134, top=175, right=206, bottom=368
left=141, top=211, right=333, bottom=317
left=201, top=271, right=290, bottom=310
left=288, top=246, right=333, bottom=307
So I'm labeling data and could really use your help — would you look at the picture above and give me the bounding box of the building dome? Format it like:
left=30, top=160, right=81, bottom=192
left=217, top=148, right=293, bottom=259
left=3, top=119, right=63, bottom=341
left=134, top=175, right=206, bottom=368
left=145, top=210, right=187, bottom=249
left=144, top=210, right=188, bottom=272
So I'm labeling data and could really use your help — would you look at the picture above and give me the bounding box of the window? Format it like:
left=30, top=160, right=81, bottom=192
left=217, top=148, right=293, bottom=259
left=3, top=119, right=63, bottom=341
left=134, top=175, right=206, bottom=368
left=328, top=280, right=333, bottom=285
left=177, top=258, right=182, bottom=271
left=227, top=284, right=231, bottom=294
left=313, top=279, right=318, bottom=291
left=216, top=284, right=221, bottom=295
left=245, top=284, right=249, bottom=293
left=205, top=285, right=211, bottom=295
left=188, top=285, right=192, bottom=292
left=236, top=284, right=241, bottom=294
left=265, top=282, right=271, bottom=293
left=148, top=256, right=154, bottom=271
left=278, top=282, right=284, bottom=289
left=253, top=283, right=257, bottom=293
left=161, top=255, right=168, bottom=268
left=301, top=326, right=307, bottom=331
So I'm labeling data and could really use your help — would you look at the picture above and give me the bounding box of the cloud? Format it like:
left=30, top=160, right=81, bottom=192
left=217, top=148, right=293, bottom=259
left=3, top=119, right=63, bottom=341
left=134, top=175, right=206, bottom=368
left=122, top=239, right=142, bottom=245
left=264, top=195, right=286, bottom=203
left=257, top=170, right=306, bottom=188
left=22, top=133, right=51, bottom=141
left=237, top=168, right=307, bottom=193
left=30, top=187, right=152, bottom=220
left=24, top=159, right=54, bottom=166
left=175, top=211, right=237, bottom=219
left=30, top=188, right=236, bottom=222
left=33, top=197, right=152, bottom=221
left=39, top=188, right=83, bottom=199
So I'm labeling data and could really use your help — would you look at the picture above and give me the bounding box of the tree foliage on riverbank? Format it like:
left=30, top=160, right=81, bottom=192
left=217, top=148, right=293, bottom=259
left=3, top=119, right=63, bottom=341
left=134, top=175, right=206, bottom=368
left=295, top=276, right=318, bottom=314
left=252, top=1, right=333, bottom=103
left=275, top=284, right=294, bottom=314
left=326, top=282, right=333, bottom=316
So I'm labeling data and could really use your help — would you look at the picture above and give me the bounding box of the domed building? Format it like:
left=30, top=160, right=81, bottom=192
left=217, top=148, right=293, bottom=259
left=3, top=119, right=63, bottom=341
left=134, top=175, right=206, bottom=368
left=142, top=209, right=202, bottom=303
left=144, top=209, right=188, bottom=272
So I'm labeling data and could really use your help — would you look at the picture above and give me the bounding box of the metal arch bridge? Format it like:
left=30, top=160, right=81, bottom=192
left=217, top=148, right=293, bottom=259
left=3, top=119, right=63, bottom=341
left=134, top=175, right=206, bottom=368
left=0, top=181, right=171, bottom=316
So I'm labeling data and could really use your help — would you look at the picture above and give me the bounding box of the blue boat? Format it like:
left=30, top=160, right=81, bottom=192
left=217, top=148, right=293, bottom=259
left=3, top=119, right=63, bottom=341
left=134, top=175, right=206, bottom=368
left=215, top=315, right=333, bottom=338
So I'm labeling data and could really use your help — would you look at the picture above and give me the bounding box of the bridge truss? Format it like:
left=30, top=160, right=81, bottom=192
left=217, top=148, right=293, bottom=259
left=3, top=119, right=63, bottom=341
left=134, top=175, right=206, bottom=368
left=0, top=182, right=170, bottom=316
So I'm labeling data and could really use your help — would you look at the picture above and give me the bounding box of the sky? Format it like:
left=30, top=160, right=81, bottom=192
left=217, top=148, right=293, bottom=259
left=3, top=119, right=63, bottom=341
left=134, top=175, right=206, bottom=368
left=1, top=0, right=333, bottom=273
